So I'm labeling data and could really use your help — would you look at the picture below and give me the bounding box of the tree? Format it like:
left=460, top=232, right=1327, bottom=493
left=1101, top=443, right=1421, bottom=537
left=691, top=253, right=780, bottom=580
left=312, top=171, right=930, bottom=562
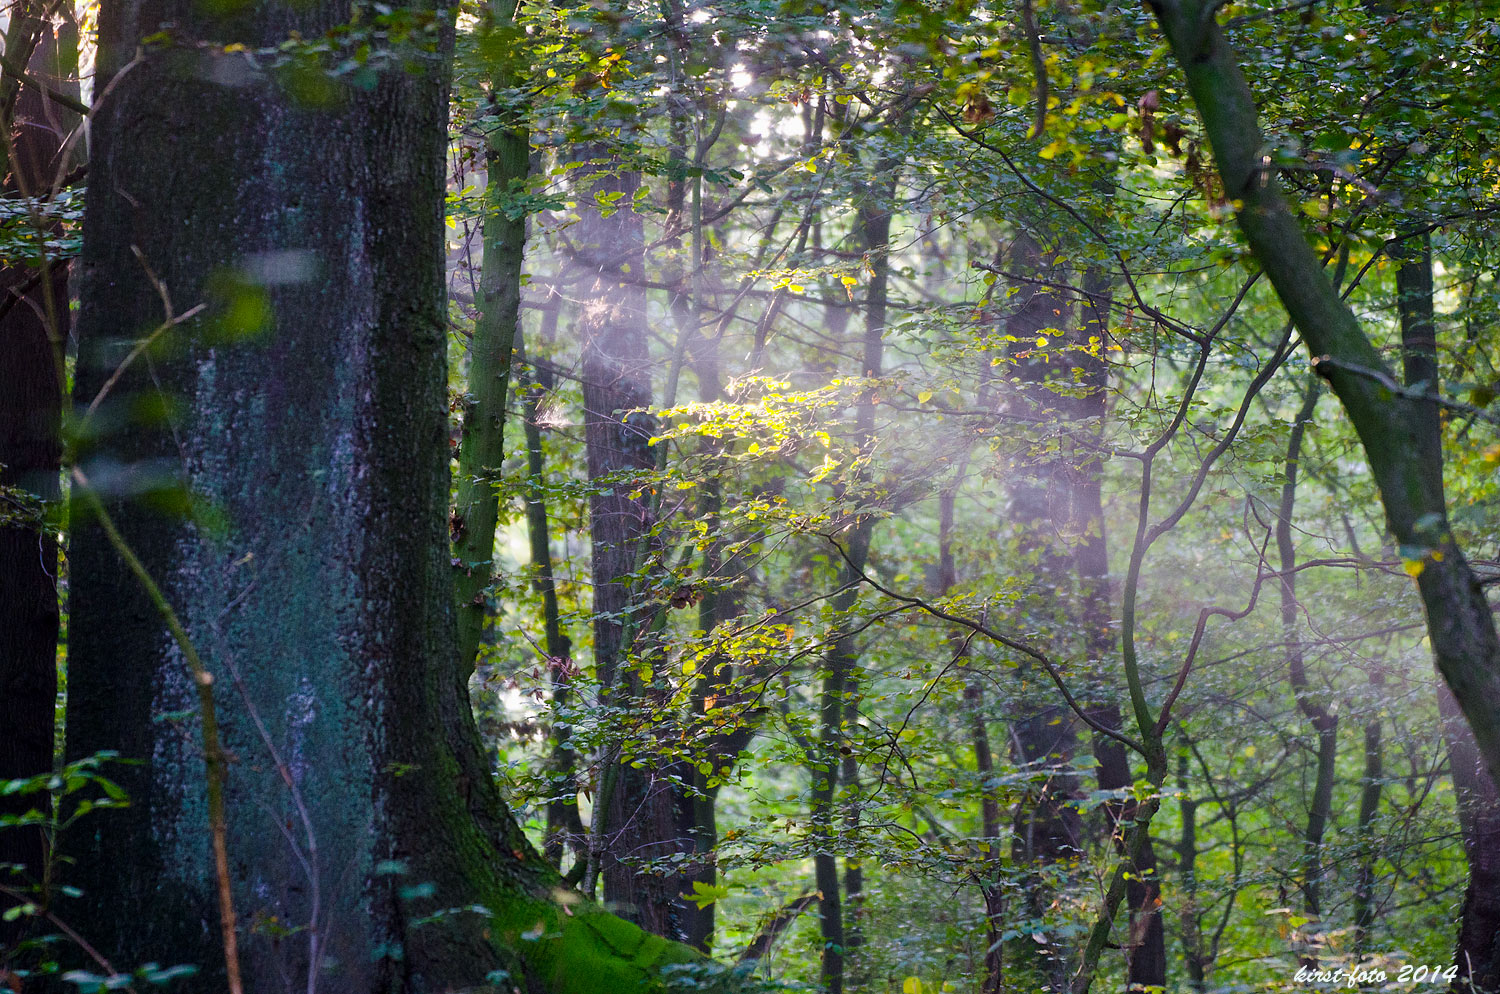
left=62, top=3, right=712, bottom=989
left=0, top=10, right=79, bottom=951
left=1148, top=0, right=1500, bottom=789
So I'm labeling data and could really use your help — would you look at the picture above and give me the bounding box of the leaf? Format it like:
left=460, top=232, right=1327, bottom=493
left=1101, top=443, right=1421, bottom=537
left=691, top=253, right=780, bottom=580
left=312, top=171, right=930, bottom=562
left=685, top=880, right=729, bottom=909
left=903, top=978, right=925, bottom=994
left=917, top=391, right=933, bottom=403
left=1403, top=558, right=1426, bottom=578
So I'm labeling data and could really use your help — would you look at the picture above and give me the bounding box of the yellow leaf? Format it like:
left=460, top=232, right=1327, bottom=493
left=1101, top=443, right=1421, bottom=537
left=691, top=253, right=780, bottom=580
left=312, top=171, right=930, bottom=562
left=1404, top=558, right=1426, bottom=578
left=1035, top=336, right=1049, bottom=348
left=917, top=391, right=933, bottom=403
left=903, top=979, right=925, bottom=994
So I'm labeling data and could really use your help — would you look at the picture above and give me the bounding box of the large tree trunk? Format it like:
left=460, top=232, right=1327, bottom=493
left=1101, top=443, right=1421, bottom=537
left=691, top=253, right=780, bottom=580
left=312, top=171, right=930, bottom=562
left=0, top=18, right=76, bottom=951
left=64, top=6, right=700, bottom=990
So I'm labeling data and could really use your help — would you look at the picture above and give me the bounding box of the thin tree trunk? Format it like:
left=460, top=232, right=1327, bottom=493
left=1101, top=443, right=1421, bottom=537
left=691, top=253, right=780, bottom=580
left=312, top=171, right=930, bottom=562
left=0, top=19, right=75, bottom=952
left=938, top=464, right=1005, bottom=994
left=521, top=309, right=584, bottom=871
left=1352, top=669, right=1384, bottom=955
left=811, top=160, right=896, bottom=994
left=1177, top=744, right=1206, bottom=991
left=452, top=0, right=530, bottom=678
left=1075, top=245, right=1165, bottom=993
left=1275, top=375, right=1336, bottom=930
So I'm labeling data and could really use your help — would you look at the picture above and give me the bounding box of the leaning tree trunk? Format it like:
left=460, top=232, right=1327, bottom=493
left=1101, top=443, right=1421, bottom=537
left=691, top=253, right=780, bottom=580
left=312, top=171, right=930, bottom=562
left=0, top=17, right=77, bottom=950
left=64, top=5, right=701, bottom=990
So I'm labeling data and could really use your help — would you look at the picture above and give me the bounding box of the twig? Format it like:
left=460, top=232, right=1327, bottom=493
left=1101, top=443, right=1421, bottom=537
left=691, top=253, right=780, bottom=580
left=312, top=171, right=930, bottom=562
left=69, top=468, right=244, bottom=994
left=0, top=883, right=128, bottom=989
left=82, top=303, right=206, bottom=420
left=820, top=534, right=1147, bottom=757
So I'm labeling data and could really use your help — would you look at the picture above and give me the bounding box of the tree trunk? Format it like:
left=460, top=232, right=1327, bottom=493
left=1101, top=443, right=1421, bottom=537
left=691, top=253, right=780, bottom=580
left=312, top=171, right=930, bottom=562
left=521, top=314, right=585, bottom=872
left=1275, top=375, right=1336, bottom=932
left=1444, top=685, right=1500, bottom=992
left=1001, top=230, right=1082, bottom=991
left=1387, top=229, right=1500, bottom=991
left=573, top=150, right=691, bottom=941
left=0, top=18, right=76, bottom=952
left=452, top=2, right=529, bottom=678
left=1074, top=247, right=1165, bottom=993
left=64, top=7, right=701, bottom=989
left=810, top=166, right=894, bottom=994
left=1352, top=670, right=1383, bottom=955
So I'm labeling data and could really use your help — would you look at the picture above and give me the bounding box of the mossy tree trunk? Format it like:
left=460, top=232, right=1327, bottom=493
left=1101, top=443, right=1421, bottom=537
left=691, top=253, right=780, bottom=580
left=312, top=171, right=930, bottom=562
left=64, top=5, right=706, bottom=990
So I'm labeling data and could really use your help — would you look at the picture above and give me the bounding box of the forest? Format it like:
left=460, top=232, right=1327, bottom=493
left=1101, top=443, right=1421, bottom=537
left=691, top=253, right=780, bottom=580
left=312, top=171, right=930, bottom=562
left=2, top=0, right=1500, bottom=991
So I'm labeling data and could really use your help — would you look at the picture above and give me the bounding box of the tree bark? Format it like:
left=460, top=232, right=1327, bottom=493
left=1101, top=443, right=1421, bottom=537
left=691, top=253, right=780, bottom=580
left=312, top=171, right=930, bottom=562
left=1352, top=670, right=1383, bottom=955
left=572, top=149, right=692, bottom=941
left=1000, top=230, right=1082, bottom=991
left=809, top=165, right=894, bottom=994
left=1386, top=229, right=1500, bottom=991
left=521, top=314, right=585, bottom=872
left=64, top=7, right=702, bottom=989
left=1074, top=244, right=1165, bottom=994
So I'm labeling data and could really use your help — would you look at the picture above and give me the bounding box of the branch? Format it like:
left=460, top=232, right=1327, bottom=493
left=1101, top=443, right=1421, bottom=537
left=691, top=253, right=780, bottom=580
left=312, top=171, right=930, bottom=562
left=0, top=51, right=89, bottom=117
left=738, top=893, right=819, bottom=963
left=820, top=535, right=1148, bottom=757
